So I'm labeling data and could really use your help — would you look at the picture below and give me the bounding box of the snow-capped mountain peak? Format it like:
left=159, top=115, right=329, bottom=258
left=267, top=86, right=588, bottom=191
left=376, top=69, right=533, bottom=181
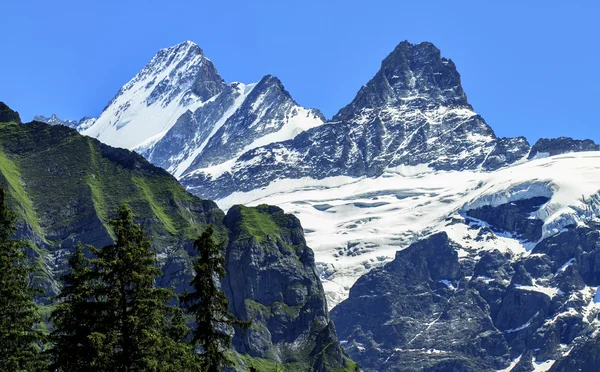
left=83, top=40, right=225, bottom=149
left=33, top=114, right=97, bottom=132
left=181, top=40, right=531, bottom=200
left=78, top=41, right=325, bottom=183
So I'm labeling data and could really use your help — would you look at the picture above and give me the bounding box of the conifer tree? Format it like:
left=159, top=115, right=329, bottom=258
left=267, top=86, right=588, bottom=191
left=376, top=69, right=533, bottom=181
left=50, top=244, right=99, bottom=371
left=51, top=204, right=196, bottom=370
left=0, top=184, right=46, bottom=371
left=89, top=204, right=191, bottom=371
left=182, top=225, right=248, bottom=372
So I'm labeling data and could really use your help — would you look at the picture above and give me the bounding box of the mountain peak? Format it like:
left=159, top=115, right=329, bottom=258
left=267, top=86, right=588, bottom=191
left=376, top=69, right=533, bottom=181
left=253, top=75, right=291, bottom=99
left=83, top=40, right=226, bottom=149
left=158, top=40, right=204, bottom=59
left=333, top=40, right=469, bottom=123
left=33, top=113, right=82, bottom=129
left=130, top=39, right=224, bottom=104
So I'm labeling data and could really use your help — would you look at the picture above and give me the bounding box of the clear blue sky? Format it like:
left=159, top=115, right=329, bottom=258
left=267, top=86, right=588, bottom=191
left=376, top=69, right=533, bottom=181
left=2, top=0, right=598, bottom=143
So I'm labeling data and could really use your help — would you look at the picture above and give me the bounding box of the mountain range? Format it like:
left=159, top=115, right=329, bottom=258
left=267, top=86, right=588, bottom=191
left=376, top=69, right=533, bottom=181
left=30, top=39, right=600, bottom=371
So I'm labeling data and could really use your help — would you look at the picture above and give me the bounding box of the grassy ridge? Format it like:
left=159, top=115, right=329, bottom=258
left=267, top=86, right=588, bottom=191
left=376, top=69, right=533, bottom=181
left=0, top=121, right=224, bottom=299
left=0, top=121, right=223, bottom=248
left=0, top=146, right=43, bottom=235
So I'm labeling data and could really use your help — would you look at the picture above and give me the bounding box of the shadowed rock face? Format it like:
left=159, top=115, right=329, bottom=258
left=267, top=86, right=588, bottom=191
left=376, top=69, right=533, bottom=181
left=465, top=196, right=550, bottom=242
left=529, top=137, right=599, bottom=159
left=223, top=204, right=354, bottom=370
left=182, top=41, right=531, bottom=200
left=549, top=336, right=600, bottom=371
left=331, top=197, right=600, bottom=371
left=331, top=232, right=508, bottom=372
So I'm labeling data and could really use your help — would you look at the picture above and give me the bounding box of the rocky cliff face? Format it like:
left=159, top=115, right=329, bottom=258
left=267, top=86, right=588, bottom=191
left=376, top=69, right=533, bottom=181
left=528, top=136, right=600, bottom=159
left=182, top=41, right=531, bottom=200
left=0, top=104, right=353, bottom=370
left=331, top=196, right=600, bottom=371
left=223, top=205, right=355, bottom=370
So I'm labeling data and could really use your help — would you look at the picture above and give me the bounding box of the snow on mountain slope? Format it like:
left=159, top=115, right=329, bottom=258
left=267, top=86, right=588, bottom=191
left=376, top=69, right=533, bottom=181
left=169, top=82, right=257, bottom=178
left=182, top=41, right=531, bottom=200
left=180, top=104, right=323, bottom=180
left=177, top=75, right=325, bottom=179
left=143, top=74, right=325, bottom=180
left=218, top=152, right=600, bottom=308
left=34, top=114, right=97, bottom=132
left=83, top=41, right=226, bottom=149
left=78, top=41, right=324, bottom=181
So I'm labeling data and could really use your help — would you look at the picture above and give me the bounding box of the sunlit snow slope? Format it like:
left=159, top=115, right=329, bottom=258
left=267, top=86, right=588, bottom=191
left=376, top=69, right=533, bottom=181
left=219, top=152, right=600, bottom=308
left=81, top=41, right=324, bottom=181
left=84, top=41, right=224, bottom=149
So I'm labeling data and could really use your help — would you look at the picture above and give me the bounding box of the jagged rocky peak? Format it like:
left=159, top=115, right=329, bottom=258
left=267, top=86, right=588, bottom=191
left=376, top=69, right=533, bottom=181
left=529, top=136, right=600, bottom=159
left=133, top=40, right=225, bottom=103
left=83, top=40, right=227, bottom=150
left=144, top=70, right=325, bottom=181
left=334, top=41, right=470, bottom=123
left=183, top=74, right=325, bottom=171
left=33, top=114, right=74, bottom=127
left=32, top=113, right=96, bottom=131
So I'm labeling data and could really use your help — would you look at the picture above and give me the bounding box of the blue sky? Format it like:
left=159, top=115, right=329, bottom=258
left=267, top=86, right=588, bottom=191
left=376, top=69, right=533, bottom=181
left=2, top=0, right=598, bottom=143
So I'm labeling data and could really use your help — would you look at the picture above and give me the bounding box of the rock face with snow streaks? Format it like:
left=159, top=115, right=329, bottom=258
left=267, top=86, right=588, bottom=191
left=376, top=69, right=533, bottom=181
left=182, top=41, right=531, bottom=200
left=77, top=41, right=324, bottom=185
left=144, top=75, right=324, bottom=179
left=528, top=136, right=600, bottom=159
left=331, top=196, right=600, bottom=371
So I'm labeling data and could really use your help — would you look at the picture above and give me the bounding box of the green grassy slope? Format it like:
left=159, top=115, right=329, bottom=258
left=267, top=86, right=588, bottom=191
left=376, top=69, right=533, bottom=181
left=0, top=120, right=224, bottom=297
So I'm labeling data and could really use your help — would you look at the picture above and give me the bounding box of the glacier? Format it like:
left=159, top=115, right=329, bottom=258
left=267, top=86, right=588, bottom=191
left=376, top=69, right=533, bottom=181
left=218, top=152, right=600, bottom=308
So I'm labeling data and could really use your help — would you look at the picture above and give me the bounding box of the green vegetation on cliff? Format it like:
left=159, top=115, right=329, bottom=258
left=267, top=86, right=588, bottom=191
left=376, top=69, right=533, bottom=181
left=0, top=117, right=224, bottom=297
left=0, top=103, right=356, bottom=371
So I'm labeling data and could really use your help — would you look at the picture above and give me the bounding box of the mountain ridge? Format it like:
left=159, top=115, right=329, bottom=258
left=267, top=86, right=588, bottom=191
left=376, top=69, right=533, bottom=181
left=181, top=40, right=533, bottom=199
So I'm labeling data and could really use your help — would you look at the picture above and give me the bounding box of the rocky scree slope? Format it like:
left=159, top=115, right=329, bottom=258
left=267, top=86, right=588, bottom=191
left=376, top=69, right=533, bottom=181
left=0, top=103, right=354, bottom=371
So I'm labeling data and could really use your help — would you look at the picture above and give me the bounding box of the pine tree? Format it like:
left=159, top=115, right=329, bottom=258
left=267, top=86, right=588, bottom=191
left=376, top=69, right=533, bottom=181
left=51, top=204, right=196, bottom=370
left=0, top=184, right=46, bottom=371
left=89, top=204, right=192, bottom=371
left=182, top=225, right=248, bottom=372
left=154, top=302, right=202, bottom=371
left=50, top=243, right=99, bottom=371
